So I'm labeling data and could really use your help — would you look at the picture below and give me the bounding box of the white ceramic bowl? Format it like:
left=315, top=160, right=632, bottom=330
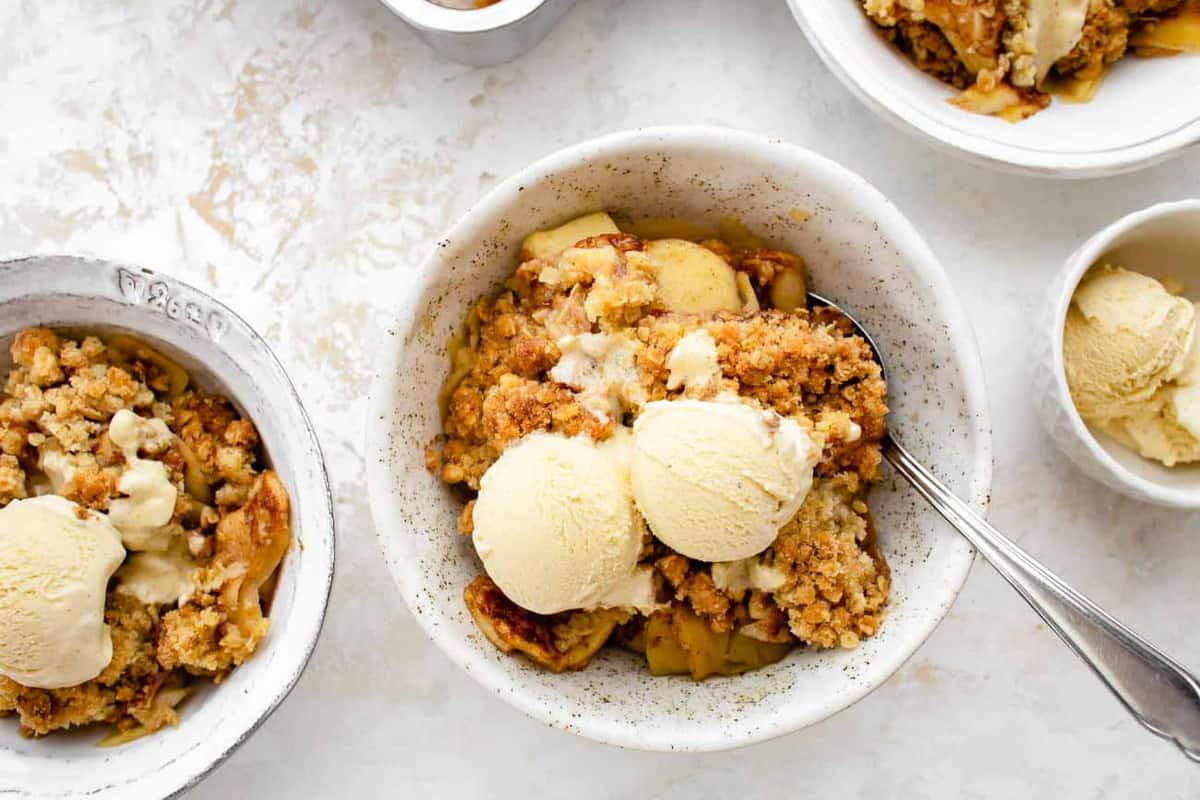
left=1033, top=200, right=1200, bottom=507
left=0, top=256, right=335, bottom=798
left=789, top=0, right=1200, bottom=178
left=367, top=126, right=993, bottom=751
left=379, top=0, right=576, bottom=66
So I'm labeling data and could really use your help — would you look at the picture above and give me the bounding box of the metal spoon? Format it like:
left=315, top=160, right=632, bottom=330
left=809, top=291, right=1200, bottom=762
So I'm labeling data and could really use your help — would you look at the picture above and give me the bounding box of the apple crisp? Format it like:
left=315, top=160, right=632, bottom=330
left=861, top=0, right=1199, bottom=120
left=428, top=212, right=890, bottom=679
left=0, top=328, right=290, bottom=740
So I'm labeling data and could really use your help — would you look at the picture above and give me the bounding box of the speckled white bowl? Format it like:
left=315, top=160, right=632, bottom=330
left=367, top=126, right=993, bottom=751
left=0, top=256, right=335, bottom=798
left=789, top=0, right=1200, bottom=178
left=1033, top=200, right=1200, bottom=507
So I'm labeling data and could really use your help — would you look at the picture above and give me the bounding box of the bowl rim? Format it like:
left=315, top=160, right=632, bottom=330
left=366, top=124, right=993, bottom=751
left=1047, top=199, right=1200, bottom=509
left=788, top=0, right=1200, bottom=178
left=0, top=255, right=337, bottom=798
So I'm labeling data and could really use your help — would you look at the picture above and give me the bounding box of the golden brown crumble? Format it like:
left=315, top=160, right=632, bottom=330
left=771, top=474, right=889, bottom=649
left=1053, top=0, right=1132, bottom=79
left=438, top=268, right=885, bottom=491
left=430, top=227, right=891, bottom=677
left=0, top=328, right=290, bottom=739
left=891, top=20, right=976, bottom=88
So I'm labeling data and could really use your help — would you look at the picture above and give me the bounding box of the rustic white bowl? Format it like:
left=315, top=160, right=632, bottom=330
left=0, top=256, right=336, bottom=798
left=367, top=126, right=993, bottom=751
left=789, top=0, right=1200, bottom=178
left=1033, top=200, right=1200, bottom=507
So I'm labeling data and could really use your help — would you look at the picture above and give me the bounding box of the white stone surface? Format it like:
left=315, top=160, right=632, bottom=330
left=2, top=0, right=1199, bottom=796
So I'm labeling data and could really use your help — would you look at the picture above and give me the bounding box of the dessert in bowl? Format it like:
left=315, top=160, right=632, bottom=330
left=859, top=0, right=1200, bottom=121
left=1035, top=199, right=1200, bottom=507
left=367, top=126, right=993, bottom=751
left=0, top=257, right=334, bottom=799
left=431, top=212, right=890, bottom=678
left=0, top=327, right=291, bottom=742
left=789, top=0, right=1200, bottom=176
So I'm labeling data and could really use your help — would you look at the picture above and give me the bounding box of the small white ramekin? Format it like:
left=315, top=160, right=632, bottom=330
left=0, top=256, right=336, bottom=798
left=379, top=0, right=577, bottom=66
left=1033, top=200, right=1200, bottom=507
left=367, top=125, right=993, bottom=752
left=789, top=0, right=1200, bottom=178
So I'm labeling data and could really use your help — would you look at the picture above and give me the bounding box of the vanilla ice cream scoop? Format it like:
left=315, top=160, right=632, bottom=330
left=1102, top=325, right=1200, bottom=467
left=1064, top=265, right=1196, bottom=422
left=1022, top=0, right=1090, bottom=87
left=0, top=495, right=126, bottom=689
left=630, top=399, right=818, bottom=562
left=471, top=432, right=643, bottom=615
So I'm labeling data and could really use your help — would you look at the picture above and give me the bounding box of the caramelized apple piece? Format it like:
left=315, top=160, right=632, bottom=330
left=463, top=576, right=622, bottom=672
left=107, top=334, right=190, bottom=398
left=769, top=267, right=807, bottom=313
left=158, top=471, right=292, bottom=675
left=178, top=439, right=214, bottom=504
left=643, top=605, right=793, bottom=680
left=951, top=82, right=1049, bottom=121
left=643, top=609, right=693, bottom=676
left=644, top=239, right=742, bottom=314
left=438, top=305, right=483, bottom=420
left=1132, top=1, right=1200, bottom=55
left=215, top=470, right=292, bottom=638
left=736, top=272, right=760, bottom=312
left=724, top=633, right=793, bottom=673
left=520, top=212, right=621, bottom=261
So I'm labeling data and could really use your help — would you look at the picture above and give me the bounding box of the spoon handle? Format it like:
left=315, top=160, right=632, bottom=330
left=884, top=435, right=1200, bottom=762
